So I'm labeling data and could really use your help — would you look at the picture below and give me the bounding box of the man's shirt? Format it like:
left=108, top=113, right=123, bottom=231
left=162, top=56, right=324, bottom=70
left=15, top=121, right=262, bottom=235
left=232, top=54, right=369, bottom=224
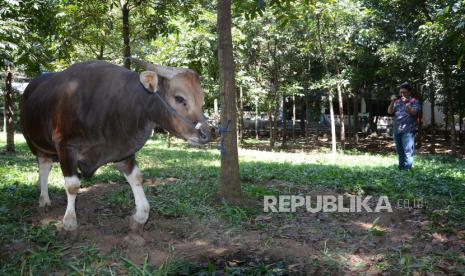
left=393, top=97, right=421, bottom=134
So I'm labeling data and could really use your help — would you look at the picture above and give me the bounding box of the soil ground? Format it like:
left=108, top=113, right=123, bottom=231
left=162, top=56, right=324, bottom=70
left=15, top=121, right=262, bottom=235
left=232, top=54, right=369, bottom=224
left=239, top=134, right=465, bottom=159
left=27, top=179, right=465, bottom=275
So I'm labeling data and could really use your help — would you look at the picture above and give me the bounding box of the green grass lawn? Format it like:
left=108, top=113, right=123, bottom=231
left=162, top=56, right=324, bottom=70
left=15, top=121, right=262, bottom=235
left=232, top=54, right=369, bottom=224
left=1, top=133, right=464, bottom=275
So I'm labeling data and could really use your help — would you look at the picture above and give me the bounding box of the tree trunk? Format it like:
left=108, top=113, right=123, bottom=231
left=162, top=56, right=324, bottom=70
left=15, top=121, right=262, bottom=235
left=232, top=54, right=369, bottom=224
left=445, top=103, right=449, bottom=142
left=217, top=0, right=243, bottom=203
left=268, top=108, right=274, bottom=148
left=459, top=104, right=464, bottom=145
left=97, top=44, right=105, bottom=60
left=316, top=14, right=336, bottom=155
left=5, top=68, right=15, bottom=153
left=301, top=98, right=308, bottom=142
left=282, top=95, right=287, bottom=148
left=337, top=83, right=345, bottom=149
left=329, top=94, right=337, bottom=157
left=267, top=40, right=280, bottom=149
left=237, top=85, right=244, bottom=144
left=255, top=97, right=259, bottom=140
left=330, top=15, right=344, bottom=152
left=304, top=55, right=311, bottom=143
left=416, top=83, right=423, bottom=149
left=3, top=95, right=5, bottom=133
left=459, top=107, right=463, bottom=133
left=268, top=79, right=279, bottom=149
left=292, top=94, right=296, bottom=141
left=121, top=0, right=131, bottom=69
left=430, top=87, right=436, bottom=154
left=347, top=96, right=352, bottom=139
left=448, top=90, right=456, bottom=155
left=368, top=105, right=378, bottom=134
left=273, top=102, right=279, bottom=148
left=315, top=100, right=321, bottom=142
left=214, top=98, right=219, bottom=116
left=353, top=92, right=359, bottom=144
left=442, top=65, right=456, bottom=155
left=315, top=111, right=320, bottom=142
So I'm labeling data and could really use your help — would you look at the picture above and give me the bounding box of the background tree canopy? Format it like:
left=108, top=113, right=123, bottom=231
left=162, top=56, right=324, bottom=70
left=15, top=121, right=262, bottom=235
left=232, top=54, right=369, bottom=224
left=1, top=0, right=464, bottom=154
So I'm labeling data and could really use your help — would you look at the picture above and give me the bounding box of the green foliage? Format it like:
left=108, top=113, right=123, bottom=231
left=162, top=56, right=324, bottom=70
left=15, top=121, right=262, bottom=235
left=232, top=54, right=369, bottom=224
left=3, top=0, right=465, bottom=138
left=0, top=0, right=62, bottom=75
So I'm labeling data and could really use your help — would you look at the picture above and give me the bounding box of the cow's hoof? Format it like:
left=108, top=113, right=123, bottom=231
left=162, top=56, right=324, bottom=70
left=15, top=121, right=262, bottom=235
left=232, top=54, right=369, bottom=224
left=39, top=206, right=51, bottom=214
left=63, top=215, right=78, bottom=231
left=128, top=216, right=145, bottom=234
left=57, top=227, right=79, bottom=241
left=63, top=222, right=78, bottom=231
left=38, top=205, right=51, bottom=214
left=39, top=198, right=51, bottom=209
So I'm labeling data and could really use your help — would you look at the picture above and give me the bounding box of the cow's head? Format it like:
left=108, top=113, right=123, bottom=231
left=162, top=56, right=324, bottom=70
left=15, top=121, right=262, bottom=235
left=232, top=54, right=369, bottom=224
left=134, top=59, right=212, bottom=145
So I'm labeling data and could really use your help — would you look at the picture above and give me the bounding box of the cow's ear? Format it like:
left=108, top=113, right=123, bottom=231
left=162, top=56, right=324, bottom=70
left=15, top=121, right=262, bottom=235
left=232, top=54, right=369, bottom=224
left=140, top=71, right=158, bottom=93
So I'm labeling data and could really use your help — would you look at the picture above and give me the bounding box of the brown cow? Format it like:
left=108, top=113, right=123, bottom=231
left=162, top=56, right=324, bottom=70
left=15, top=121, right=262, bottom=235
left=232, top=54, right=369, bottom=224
left=20, top=60, right=212, bottom=231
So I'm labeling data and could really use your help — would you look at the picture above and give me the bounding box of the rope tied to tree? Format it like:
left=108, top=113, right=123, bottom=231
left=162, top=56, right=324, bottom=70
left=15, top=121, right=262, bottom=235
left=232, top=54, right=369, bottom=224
left=219, top=119, right=231, bottom=156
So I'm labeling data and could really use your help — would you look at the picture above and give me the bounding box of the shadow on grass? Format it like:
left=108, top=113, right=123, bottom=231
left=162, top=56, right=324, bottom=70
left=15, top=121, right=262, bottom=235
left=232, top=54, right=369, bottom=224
left=2, top=139, right=464, bottom=224
left=1, top=138, right=465, bottom=274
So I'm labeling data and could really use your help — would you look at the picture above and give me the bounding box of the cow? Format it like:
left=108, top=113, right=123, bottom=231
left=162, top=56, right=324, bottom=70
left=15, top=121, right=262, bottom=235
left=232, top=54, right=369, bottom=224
left=20, top=59, right=212, bottom=232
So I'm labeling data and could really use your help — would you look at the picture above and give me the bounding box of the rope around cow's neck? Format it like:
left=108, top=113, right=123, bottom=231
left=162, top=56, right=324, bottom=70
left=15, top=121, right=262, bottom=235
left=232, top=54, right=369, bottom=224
left=141, top=84, right=231, bottom=156
left=142, top=83, right=203, bottom=132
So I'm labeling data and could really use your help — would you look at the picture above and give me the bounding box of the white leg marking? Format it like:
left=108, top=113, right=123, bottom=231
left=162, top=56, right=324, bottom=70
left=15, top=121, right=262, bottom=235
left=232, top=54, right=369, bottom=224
left=63, top=176, right=80, bottom=231
left=38, top=157, right=53, bottom=208
left=125, top=166, right=150, bottom=225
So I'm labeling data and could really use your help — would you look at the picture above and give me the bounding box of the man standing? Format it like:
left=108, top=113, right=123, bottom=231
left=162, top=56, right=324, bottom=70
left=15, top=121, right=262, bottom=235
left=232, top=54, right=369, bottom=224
left=388, top=82, right=421, bottom=170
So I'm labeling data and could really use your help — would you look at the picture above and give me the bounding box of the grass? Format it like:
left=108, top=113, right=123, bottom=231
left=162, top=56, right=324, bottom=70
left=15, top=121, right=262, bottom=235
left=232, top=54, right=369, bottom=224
left=1, top=132, right=465, bottom=274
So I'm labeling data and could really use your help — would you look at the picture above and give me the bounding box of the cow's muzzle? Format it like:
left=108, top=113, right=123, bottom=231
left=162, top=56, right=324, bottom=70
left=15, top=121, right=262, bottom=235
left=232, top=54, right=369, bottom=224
left=195, top=122, right=213, bottom=144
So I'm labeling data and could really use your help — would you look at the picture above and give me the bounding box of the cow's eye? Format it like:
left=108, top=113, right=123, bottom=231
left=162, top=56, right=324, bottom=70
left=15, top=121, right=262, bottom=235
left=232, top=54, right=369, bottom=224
left=174, top=96, right=185, bottom=104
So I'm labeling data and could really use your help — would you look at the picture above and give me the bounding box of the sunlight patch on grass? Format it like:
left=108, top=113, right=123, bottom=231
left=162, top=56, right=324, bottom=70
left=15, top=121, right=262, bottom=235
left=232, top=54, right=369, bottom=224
left=239, top=147, right=397, bottom=168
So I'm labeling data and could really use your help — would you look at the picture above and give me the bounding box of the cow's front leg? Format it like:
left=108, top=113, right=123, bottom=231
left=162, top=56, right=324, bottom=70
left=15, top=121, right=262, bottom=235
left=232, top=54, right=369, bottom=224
left=57, top=145, right=80, bottom=231
left=115, top=156, right=150, bottom=232
left=62, top=176, right=80, bottom=231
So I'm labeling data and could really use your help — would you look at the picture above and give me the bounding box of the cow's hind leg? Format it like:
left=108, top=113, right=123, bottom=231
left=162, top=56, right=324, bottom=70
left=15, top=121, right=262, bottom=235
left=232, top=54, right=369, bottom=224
left=115, top=156, right=150, bottom=232
left=38, top=156, right=53, bottom=208
left=57, top=146, right=80, bottom=231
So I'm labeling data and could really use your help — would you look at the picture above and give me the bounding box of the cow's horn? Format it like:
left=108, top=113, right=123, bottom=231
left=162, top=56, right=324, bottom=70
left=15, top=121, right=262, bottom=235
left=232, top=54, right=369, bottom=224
left=131, top=58, right=185, bottom=79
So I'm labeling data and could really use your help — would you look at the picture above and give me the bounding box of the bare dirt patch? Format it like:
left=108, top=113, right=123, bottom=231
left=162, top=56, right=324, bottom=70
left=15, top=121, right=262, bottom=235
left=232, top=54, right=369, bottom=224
left=27, top=180, right=465, bottom=275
